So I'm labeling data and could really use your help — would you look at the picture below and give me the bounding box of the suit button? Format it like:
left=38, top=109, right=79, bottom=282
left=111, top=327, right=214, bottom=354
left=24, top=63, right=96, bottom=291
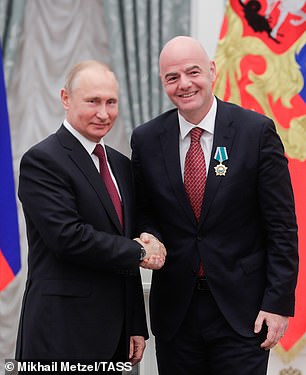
left=197, top=236, right=202, bottom=241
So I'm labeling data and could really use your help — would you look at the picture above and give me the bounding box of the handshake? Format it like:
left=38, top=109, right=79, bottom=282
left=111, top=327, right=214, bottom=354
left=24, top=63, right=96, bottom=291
left=134, top=232, right=166, bottom=270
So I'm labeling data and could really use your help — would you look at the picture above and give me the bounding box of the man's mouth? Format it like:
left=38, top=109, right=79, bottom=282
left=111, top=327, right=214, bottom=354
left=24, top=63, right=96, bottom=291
left=92, top=122, right=109, bottom=127
left=178, top=91, right=197, bottom=98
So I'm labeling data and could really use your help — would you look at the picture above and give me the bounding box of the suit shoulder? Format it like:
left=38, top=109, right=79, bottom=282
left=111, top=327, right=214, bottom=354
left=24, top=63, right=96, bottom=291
left=220, top=99, right=272, bottom=124
left=22, top=133, right=58, bottom=159
left=216, top=99, right=277, bottom=140
left=133, top=108, right=178, bottom=136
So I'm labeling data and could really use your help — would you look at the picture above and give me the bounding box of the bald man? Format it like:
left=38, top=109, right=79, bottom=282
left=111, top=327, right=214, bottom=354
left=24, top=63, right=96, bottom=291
left=131, top=36, right=298, bottom=375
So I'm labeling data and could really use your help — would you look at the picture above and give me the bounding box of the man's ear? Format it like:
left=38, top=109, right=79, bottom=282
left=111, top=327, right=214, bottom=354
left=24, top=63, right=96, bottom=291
left=61, top=88, right=69, bottom=110
left=210, top=61, right=217, bottom=81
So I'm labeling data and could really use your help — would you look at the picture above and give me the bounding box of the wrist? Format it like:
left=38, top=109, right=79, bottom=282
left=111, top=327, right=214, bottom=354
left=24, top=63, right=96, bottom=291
left=139, top=246, right=146, bottom=262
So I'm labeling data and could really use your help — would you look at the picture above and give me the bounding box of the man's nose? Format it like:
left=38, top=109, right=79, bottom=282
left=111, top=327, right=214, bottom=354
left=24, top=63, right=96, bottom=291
left=178, top=75, right=192, bottom=89
left=96, top=105, right=108, bottom=120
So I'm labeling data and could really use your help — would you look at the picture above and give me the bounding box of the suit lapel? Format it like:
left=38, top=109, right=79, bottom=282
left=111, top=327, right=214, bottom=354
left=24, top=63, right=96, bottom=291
left=56, top=125, right=123, bottom=234
left=199, top=99, right=236, bottom=226
left=106, top=146, right=131, bottom=236
left=159, top=112, right=197, bottom=226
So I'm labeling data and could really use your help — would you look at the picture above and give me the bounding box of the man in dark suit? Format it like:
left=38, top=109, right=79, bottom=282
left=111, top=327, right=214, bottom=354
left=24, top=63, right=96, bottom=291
left=131, top=36, right=298, bottom=374
left=16, top=60, right=165, bottom=371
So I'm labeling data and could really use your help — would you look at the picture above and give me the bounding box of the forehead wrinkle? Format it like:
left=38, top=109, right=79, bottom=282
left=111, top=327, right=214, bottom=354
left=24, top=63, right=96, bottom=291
left=185, top=64, right=201, bottom=71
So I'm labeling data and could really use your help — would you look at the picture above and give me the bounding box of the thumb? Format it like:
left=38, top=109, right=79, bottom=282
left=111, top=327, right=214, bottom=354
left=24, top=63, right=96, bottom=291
left=140, top=232, right=150, bottom=243
left=129, top=337, right=134, bottom=359
left=254, top=312, right=264, bottom=334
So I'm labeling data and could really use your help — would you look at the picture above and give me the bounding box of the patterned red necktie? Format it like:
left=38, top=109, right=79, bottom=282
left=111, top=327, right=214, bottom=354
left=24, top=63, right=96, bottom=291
left=184, top=127, right=206, bottom=277
left=93, top=144, right=123, bottom=227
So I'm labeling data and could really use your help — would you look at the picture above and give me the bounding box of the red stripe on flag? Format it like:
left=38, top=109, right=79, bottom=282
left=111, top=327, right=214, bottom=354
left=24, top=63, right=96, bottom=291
left=280, top=158, right=306, bottom=351
left=0, top=248, right=15, bottom=291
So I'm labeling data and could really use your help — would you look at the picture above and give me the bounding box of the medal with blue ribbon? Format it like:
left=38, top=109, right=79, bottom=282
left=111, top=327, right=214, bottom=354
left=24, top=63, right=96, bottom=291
left=214, top=146, right=228, bottom=176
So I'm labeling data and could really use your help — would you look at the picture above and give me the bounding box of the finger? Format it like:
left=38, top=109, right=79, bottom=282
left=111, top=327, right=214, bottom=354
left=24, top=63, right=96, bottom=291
left=129, top=338, right=134, bottom=360
left=254, top=314, right=264, bottom=334
left=149, top=255, right=165, bottom=267
left=160, top=244, right=167, bottom=256
left=260, top=328, right=276, bottom=349
left=260, top=335, right=278, bottom=350
left=142, top=261, right=163, bottom=270
left=140, top=259, right=150, bottom=269
left=144, top=254, right=165, bottom=267
left=131, top=347, right=141, bottom=365
left=260, top=325, right=278, bottom=350
left=260, top=339, right=274, bottom=350
left=262, top=329, right=285, bottom=350
left=130, top=339, right=145, bottom=366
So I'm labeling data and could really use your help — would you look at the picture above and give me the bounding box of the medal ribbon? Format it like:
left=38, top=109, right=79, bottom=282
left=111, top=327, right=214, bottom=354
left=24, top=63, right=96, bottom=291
left=214, top=146, right=228, bottom=163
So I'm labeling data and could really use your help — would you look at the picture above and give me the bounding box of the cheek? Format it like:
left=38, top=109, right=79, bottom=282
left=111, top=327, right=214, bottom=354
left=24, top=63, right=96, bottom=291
left=165, top=86, right=176, bottom=98
left=109, top=108, right=119, bottom=121
left=78, top=108, right=95, bottom=120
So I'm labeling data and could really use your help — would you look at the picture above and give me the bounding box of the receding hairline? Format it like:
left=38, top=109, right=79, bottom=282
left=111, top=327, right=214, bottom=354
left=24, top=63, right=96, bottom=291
left=64, top=60, right=117, bottom=93
left=159, top=36, right=210, bottom=71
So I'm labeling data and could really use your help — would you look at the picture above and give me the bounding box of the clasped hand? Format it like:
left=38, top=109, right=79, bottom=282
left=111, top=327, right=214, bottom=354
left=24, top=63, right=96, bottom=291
left=134, top=232, right=166, bottom=270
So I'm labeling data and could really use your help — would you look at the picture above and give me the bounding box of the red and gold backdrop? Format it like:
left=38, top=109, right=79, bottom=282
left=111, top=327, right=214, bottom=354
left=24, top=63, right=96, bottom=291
left=214, top=0, right=306, bottom=362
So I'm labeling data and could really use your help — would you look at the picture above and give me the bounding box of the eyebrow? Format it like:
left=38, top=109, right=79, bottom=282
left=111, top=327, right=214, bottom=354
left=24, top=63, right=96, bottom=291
left=164, top=65, right=202, bottom=80
left=84, top=95, right=100, bottom=100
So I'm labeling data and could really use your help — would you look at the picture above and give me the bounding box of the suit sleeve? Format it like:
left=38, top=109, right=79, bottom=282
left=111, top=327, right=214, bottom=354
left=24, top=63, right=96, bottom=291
left=258, top=119, right=298, bottom=316
left=131, top=130, right=163, bottom=241
left=126, top=272, right=149, bottom=339
left=18, top=146, right=142, bottom=272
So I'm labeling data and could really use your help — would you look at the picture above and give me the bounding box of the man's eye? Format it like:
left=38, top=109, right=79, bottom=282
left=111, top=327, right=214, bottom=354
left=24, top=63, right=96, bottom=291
left=166, top=77, right=177, bottom=83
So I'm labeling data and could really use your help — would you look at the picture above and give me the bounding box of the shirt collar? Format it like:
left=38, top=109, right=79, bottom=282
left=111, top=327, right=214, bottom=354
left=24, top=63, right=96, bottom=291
left=178, top=96, right=217, bottom=140
left=63, top=119, right=105, bottom=155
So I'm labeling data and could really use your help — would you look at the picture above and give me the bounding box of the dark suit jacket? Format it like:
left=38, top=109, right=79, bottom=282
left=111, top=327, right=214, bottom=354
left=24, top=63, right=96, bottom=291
left=131, top=98, right=298, bottom=341
left=16, top=125, right=148, bottom=360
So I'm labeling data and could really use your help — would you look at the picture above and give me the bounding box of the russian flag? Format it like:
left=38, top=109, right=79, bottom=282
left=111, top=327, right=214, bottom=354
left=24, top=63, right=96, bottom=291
left=0, top=45, right=21, bottom=290
left=213, top=0, right=306, bottom=356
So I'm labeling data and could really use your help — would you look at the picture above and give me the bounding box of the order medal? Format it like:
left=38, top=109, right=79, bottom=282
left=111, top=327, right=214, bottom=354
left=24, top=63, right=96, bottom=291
left=214, top=147, right=228, bottom=176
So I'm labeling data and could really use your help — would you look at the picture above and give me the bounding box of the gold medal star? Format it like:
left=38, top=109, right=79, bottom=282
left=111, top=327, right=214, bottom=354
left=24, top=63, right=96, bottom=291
left=214, top=162, right=228, bottom=176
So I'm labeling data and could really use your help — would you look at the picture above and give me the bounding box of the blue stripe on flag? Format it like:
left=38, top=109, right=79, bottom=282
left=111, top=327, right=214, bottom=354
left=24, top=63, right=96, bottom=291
left=0, top=45, right=21, bottom=277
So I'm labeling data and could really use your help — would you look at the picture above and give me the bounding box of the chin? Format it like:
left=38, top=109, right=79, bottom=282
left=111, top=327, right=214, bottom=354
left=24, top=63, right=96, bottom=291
left=88, top=133, right=104, bottom=143
left=179, top=103, right=200, bottom=113
left=95, top=129, right=109, bottom=137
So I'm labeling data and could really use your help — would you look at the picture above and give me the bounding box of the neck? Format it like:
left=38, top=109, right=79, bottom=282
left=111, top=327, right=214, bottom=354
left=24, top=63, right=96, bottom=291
left=180, top=96, right=214, bottom=125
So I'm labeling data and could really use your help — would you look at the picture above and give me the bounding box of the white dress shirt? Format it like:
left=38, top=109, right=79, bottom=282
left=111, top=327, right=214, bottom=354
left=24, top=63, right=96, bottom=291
left=178, top=97, right=217, bottom=180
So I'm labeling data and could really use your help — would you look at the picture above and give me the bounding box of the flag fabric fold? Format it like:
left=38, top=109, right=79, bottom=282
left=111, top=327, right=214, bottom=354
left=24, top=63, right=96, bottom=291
left=0, top=45, right=21, bottom=291
left=214, top=0, right=306, bottom=361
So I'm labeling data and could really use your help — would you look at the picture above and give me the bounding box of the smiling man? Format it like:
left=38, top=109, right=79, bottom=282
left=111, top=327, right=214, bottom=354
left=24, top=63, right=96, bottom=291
left=61, top=62, right=120, bottom=142
left=15, top=60, right=166, bottom=372
left=131, top=36, right=298, bottom=375
left=159, top=40, right=216, bottom=125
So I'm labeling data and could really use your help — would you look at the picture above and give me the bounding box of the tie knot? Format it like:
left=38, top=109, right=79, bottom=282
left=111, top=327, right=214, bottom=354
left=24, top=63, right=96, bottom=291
left=190, top=127, right=204, bottom=143
left=93, top=144, right=106, bottom=161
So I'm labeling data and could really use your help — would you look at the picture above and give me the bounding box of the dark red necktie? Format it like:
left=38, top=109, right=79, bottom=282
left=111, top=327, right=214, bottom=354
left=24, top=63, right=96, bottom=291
left=184, top=127, right=206, bottom=277
left=93, top=144, right=123, bottom=227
